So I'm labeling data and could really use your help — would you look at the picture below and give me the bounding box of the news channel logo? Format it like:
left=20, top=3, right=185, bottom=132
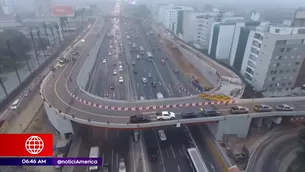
left=25, top=136, right=44, bottom=155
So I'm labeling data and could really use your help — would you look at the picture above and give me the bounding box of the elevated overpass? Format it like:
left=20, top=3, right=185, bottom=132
left=40, top=16, right=305, bottom=141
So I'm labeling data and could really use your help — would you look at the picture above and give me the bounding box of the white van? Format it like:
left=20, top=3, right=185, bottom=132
left=89, top=146, right=100, bottom=171
left=10, top=99, right=20, bottom=110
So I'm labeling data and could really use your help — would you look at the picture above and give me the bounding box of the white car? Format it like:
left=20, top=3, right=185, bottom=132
left=81, top=39, right=85, bottom=43
left=158, top=130, right=167, bottom=141
left=110, top=45, right=113, bottom=49
left=109, top=52, right=112, bottom=56
left=118, top=61, right=122, bottom=65
left=102, top=59, right=106, bottom=63
left=136, top=55, right=140, bottom=60
left=119, top=76, right=124, bottom=83
left=113, top=70, right=117, bottom=75
left=142, top=77, right=147, bottom=83
left=119, top=65, right=123, bottom=71
left=156, top=111, right=176, bottom=120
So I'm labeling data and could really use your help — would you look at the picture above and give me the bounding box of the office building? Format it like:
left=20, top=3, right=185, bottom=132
left=291, top=7, right=305, bottom=27
left=208, top=19, right=258, bottom=63
left=240, top=24, right=305, bottom=96
left=157, top=4, right=193, bottom=35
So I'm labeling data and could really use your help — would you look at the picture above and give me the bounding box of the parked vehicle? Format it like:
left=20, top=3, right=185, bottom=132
left=254, top=104, right=272, bottom=112
left=129, top=115, right=150, bottom=123
left=230, top=106, right=249, bottom=114
left=181, top=112, right=198, bottom=118
left=156, top=111, right=175, bottom=120
left=275, top=104, right=294, bottom=111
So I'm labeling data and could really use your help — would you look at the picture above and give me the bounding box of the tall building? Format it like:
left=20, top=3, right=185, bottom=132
left=157, top=5, right=193, bottom=36
left=291, top=7, right=305, bottom=27
left=1, top=0, right=16, bottom=15
left=240, top=24, right=305, bottom=96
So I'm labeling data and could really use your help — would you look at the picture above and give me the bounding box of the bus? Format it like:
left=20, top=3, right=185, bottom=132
left=146, top=52, right=153, bottom=58
left=89, top=146, right=100, bottom=171
left=187, top=148, right=209, bottom=172
left=139, top=46, right=145, bottom=54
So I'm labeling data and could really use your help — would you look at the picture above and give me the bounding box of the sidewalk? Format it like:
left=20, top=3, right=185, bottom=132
left=5, top=92, right=43, bottom=134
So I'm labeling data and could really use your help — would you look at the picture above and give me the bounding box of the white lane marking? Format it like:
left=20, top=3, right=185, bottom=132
left=111, top=150, right=114, bottom=171
left=165, top=148, right=170, bottom=158
left=131, top=137, right=136, bottom=172
left=71, top=134, right=83, bottom=172
left=140, top=132, right=148, bottom=172
left=153, top=129, right=166, bottom=172
left=105, top=129, right=108, bottom=140
left=116, top=153, right=119, bottom=169
left=45, top=21, right=129, bottom=119
left=179, top=147, right=183, bottom=156
left=170, top=145, right=176, bottom=159
left=102, top=154, right=105, bottom=167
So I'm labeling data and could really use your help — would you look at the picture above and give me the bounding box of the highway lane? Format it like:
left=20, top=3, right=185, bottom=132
left=74, top=126, right=131, bottom=172
left=130, top=20, right=169, bottom=99
left=248, top=133, right=298, bottom=172
left=89, top=19, right=129, bottom=100
left=42, top=17, right=305, bottom=123
left=188, top=125, right=225, bottom=172
left=121, top=19, right=166, bottom=100
left=140, top=20, right=198, bottom=97
left=143, top=126, right=193, bottom=172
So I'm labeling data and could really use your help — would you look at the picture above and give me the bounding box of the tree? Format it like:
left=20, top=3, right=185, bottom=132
left=296, top=128, right=305, bottom=172
left=0, top=29, right=32, bottom=72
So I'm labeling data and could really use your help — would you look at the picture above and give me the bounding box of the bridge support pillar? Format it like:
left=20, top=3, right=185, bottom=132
left=207, top=115, right=252, bottom=141
left=44, top=102, right=74, bottom=139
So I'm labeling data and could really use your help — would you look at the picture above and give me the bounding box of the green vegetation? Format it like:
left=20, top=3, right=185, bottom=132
left=0, top=29, right=32, bottom=73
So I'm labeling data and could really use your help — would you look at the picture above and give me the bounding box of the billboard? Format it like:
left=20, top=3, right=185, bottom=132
left=51, top=5, right=74, bottom=17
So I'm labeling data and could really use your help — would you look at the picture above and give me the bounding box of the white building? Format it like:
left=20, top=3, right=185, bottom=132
left=157, top=5, right=193, bottom=36
left=240, top=24, right=305, bottom=96
left=208, top=19, right=248, bottom=62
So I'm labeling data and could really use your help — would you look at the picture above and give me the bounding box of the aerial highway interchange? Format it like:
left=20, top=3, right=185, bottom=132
left=40, top=13, right=305, bottom=126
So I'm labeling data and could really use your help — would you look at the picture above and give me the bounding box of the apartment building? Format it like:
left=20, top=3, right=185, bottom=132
left=240, top=25, right=305, bottom=96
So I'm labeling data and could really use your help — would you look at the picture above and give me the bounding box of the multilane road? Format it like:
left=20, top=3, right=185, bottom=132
left=41, top=16, right=305, bottom=126
left=87, top=17, right=196, bottom=101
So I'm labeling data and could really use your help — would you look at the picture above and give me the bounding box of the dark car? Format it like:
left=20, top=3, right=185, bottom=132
left=152, top=81, right=157, bottom=87
left=181, top=112, right=198, bottom=119
left=201, top=109, right=220, bottom=117
left=129, top=115, right=150, bottom=123
left=133, top=70, right=138, bottom=74
left=147, top=147, right=157, bottom=161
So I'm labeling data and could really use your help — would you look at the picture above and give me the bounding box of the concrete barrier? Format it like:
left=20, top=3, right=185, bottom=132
left=77, top=27, right=107, bottom=90
left=206, top=134, right=231, bottom=172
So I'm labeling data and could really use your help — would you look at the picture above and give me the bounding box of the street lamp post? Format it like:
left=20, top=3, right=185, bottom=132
left=252, top=88, right=256, bottom=106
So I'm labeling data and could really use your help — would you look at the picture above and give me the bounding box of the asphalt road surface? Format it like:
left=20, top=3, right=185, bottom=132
left=142, top=125, right=222, bottom=172
left=88, top=15, right=198, bottom=101
left=74, top=125, right=132, bottom=172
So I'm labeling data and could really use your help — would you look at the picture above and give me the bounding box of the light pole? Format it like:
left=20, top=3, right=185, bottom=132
left=276, top=83, right=280, bottom=96
left=252, top=88, right=256, bottom=106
